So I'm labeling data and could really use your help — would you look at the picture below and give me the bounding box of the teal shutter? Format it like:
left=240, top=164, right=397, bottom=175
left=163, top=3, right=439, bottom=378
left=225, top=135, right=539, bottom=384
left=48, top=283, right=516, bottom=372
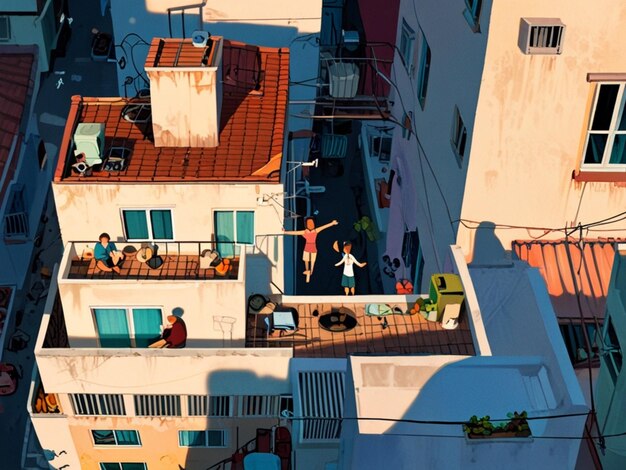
left=123, top=210, right=149, bottom=240
left=132, top=308, right=162, bottom=347
left=93, top=309, right=131, bottom=348
left=236, top=211, right=254, bottom=244
left=179, top=430, right=206, bottom=447
left=150, top=210, right=173, bottom=239
left=215, top=211, right=235, bottom=258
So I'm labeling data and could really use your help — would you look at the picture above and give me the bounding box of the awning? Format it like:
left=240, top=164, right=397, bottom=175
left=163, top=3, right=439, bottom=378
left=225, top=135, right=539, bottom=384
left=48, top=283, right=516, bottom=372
left=512, top=239, right=623, bottom=319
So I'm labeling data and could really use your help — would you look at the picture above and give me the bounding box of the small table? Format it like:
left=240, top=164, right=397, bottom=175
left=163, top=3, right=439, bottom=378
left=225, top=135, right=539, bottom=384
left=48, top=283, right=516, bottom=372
left=272, top=310, right=296, bottom=331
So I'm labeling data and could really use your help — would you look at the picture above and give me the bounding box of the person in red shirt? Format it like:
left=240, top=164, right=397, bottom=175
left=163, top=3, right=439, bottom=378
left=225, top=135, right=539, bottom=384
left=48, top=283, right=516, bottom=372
left=283, top=217, right=338, bottom=283
left=149, top=315, right=187, bottom=348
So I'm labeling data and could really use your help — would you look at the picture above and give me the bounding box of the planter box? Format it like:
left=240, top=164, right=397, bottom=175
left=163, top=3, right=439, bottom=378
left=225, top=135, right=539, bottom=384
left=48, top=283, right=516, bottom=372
left=467, top=431, right=531, bottom=439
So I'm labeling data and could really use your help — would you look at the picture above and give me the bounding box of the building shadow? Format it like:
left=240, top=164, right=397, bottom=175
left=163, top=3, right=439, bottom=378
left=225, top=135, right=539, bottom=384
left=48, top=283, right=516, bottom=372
left=183, top=369, right=291, bottom=470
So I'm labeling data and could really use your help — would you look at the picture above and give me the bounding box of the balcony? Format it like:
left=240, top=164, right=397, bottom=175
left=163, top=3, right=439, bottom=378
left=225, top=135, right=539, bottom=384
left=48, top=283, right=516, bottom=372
left=60, top=241, right=243, bottom=281
left=246, top=295, right=476, bottom=358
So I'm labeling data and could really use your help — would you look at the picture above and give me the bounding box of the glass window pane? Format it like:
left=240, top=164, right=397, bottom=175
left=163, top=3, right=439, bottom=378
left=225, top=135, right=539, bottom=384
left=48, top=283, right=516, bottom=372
left=93, top=309, right=131, bottom=348
left=150, top=210, right=173, bottom=240
left=92, top=430, right=115, bottom=445
left=215, top=211, right=235, bottom=258
left=115, top=430, right=140, bottom=446
left=207, top=430, right=224, bottom=447
left=236, top=211, right=255, bottom=244
left=179, top=431, right=206, bottom=447
left=132, top=309, right=162, bottom=348
left=100, top=465, right=121, bottom=470
left=584, top=134, right=607, bottom=164
left=591, top=84, right=619, bottom=130
left=610, top=135, right=626, bottom=164
left=417, top=33, right=431, bottom=106
left=121, top=464, right=146, bottom=470
left=618, top=103, right=626, bottom=130
left=123, top=210, right=149, bottom=240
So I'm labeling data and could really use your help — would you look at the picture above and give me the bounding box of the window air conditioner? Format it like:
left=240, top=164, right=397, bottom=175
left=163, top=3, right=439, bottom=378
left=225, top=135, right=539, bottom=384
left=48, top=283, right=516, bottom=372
left=518, top=18, right=565, bottom=55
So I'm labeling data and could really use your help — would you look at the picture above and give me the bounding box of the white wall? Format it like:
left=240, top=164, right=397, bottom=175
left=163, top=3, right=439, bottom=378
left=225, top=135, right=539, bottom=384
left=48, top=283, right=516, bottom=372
left=384, top=0, right=491, bottom=282
left=52, top=181, right=285, bottom=291
left=457, top=0, right=626, bottom=258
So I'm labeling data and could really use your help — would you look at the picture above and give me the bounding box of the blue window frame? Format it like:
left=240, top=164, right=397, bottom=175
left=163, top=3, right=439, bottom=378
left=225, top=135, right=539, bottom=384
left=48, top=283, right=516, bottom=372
left=463, top=0, right=482, bottom=32
left=416, top=30, right=431, bottom=109
left=399, top=19, right=415, bottom=71
left=92, top=430, right=141, bottom=446
left=93, top=308, right=162, bottom=348
left=215, top=210, right=254, bottom=258
left=179, top=430, right=227, bottom=448
left=122, top=209, right=173, bottom=240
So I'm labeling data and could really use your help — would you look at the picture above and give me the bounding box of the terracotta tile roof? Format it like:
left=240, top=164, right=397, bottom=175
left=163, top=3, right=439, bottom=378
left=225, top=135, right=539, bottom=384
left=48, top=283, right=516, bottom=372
left=0, top=52, right=34, bottom=204
left=54, top=39, right=288, bottom=183
left=512, top=238, right=625, bottom=319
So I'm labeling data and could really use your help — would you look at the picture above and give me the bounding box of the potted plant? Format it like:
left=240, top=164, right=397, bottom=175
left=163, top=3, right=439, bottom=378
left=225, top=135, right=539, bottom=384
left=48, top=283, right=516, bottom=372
left=463, top=411, right=531, bottom=439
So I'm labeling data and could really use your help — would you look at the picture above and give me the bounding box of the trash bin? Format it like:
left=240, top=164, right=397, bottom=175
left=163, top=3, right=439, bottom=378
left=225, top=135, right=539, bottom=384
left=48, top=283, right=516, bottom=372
left=429, top=273, right=465, bottom=322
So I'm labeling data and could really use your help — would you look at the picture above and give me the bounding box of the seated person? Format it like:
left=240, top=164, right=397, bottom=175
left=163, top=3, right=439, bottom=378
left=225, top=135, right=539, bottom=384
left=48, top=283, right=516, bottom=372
left=149, top=315, right=187, bottom=348
left=94, top=232, right=125, bottom=273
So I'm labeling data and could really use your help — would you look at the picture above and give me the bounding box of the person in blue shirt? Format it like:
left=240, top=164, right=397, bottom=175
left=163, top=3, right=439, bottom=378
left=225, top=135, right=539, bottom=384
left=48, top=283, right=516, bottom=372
left=94, top=232, right=124, bottom=273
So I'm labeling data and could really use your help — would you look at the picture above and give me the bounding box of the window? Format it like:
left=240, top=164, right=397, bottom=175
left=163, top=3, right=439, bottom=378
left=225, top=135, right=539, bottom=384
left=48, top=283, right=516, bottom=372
left=122, top=209, right=173, bottom=240
left=583, top=83, right=626, bottom=169
left=92, top=430, right=141, bottom=446
left=70, top=394, right=126, bottom=416
left=0, top=17, right=10, bottom=41
left=179, top=430, right=227, bottom=448
left=463, top=0, right=482, bottom=32
left=369, top=135, right=392, bottom=162
left=399, top=19, right=415, bottom=70
left=187, top=395, right=233, bottom=417
left=4, top=185, right=28, bottom=241
left=451, top=107, right=468, bottom=160
left=518, top=18, right=565, bottom=55
left=559, top=321, right=599, bottom=366
left=416, top=30, right=431, bottom=108
left=92, top=308, right=163, bottom=348
left=604, top=317, right=622, bottom=383
left=237, top=395, right=281, bottom=417
left=100, top=464, right=146, bottom=470
left=401, top=112, right=413, bottom=140
left=214, top=210, right=254, bottom=258
left=134, top=394, right=181, bottom=416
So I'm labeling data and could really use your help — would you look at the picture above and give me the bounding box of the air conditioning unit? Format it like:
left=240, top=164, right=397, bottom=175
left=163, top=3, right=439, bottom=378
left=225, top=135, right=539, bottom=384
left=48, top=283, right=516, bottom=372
left=518, top=18, right=565, bottom=55
left=74, top=123, right=105, bottom=166
left=328, top=61, right=360, bottom=99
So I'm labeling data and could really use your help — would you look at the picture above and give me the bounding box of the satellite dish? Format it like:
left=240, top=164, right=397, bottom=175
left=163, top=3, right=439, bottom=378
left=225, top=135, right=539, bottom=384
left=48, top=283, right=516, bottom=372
left=192, top=30, right=209, bottom=48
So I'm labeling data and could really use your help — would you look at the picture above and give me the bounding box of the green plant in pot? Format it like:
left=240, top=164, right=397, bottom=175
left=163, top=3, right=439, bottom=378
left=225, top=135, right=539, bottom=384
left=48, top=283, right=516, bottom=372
left=463, top=415, right=496, bottom=437
left=504, top=411, right=531, bottom=437
left=464, top=411, right=531, bottom=438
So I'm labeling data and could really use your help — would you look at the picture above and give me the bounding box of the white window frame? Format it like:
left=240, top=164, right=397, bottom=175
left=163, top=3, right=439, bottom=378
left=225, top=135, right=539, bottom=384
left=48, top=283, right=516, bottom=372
left=70, top=394, right=127, bottom=416
left=368, top=133, right=392, bottom=163
left=0, top=17, right=10, bottom=41
left=134, top=394, right=181, bottom=417
left=237, top=395, right=281, bottom=417
left=99, top=464, right=147, bottom=470
left=91, top=430, right=142, bottom=447
left=451, top=106, right=468, bottom=161
left=213, top=209, right=256, bottom=245
left=178, top=430, right=228, bottom=448
left=582, top=82, right=626, bottom=171
left=399, top=19, right=415, bottom=72
left=91, top=306, right=164, bottom=348
left=120, top=207, right=175, bottom=241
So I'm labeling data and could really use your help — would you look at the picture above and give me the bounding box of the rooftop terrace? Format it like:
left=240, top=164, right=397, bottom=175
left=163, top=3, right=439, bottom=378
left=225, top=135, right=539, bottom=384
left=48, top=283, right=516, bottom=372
left=54, top=40, right=288, bottom=184
left=246, top=298, right=475, bottom=358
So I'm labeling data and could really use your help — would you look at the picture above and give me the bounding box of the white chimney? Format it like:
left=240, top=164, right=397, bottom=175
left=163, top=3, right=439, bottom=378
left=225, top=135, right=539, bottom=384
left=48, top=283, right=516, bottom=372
left=145, top=36, right=223, bottom=148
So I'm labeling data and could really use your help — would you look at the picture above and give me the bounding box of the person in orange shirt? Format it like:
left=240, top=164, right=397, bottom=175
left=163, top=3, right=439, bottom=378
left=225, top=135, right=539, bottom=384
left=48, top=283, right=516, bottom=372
left=283, top=217, right=338, bottom=282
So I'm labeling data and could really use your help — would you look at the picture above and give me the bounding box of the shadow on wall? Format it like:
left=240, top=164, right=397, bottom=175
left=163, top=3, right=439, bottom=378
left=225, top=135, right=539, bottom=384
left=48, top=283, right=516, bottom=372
left=108, top=1, right=299, bottom=93
left=468, top=221, right=513, bottom=268
left=183, top=369, right=290, bottom=470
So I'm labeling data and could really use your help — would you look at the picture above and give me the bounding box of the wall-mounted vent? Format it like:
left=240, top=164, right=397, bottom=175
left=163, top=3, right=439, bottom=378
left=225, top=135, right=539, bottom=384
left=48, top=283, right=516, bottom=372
left=518, top=18, right=565, bottom=55
left=297, top=371, right=345, bottom=442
